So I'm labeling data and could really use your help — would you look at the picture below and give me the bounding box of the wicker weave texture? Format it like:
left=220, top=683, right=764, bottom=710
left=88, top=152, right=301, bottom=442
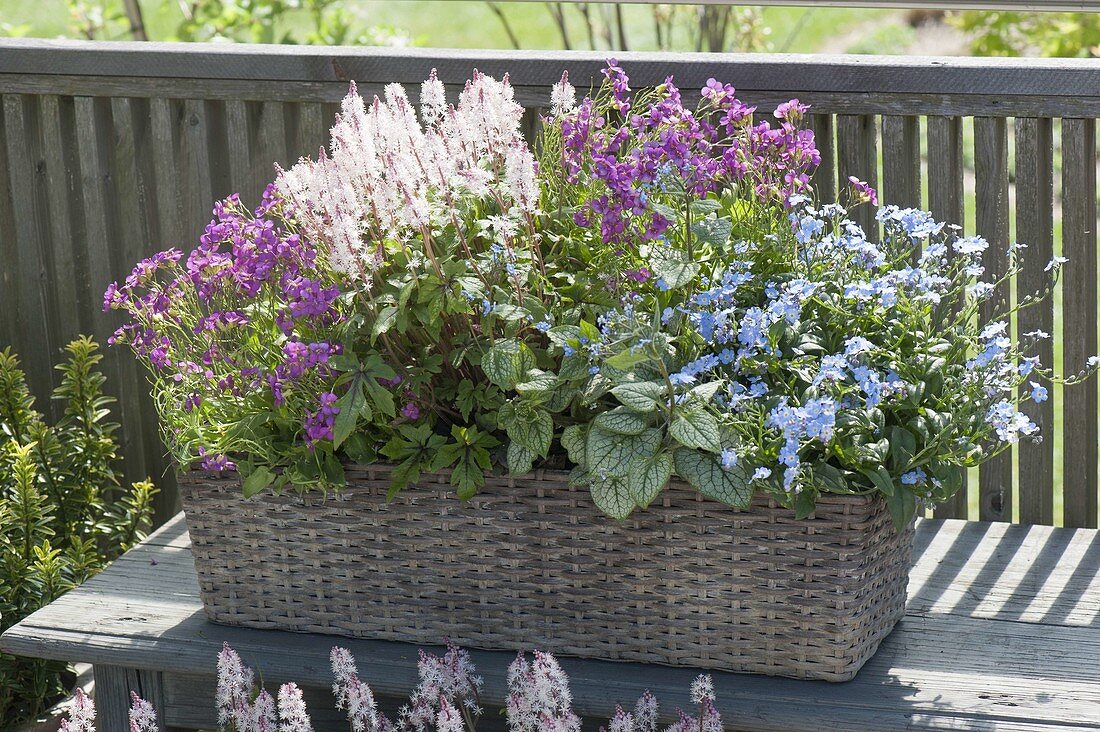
left=180, top=466, right=913, bottom=682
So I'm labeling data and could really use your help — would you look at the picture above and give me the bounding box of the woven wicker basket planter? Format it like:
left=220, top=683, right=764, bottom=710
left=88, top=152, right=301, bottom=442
left=180, top=464, right=913, bottom=682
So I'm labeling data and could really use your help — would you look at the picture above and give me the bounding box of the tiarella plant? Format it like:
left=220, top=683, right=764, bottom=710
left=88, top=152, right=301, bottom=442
left=108, top=60, right=1093, bottom=526
left=60, top=640, right=723, bottom=732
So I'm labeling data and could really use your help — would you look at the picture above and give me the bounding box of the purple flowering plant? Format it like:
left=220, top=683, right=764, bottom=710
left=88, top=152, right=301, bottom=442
left=105, top=189, right=355, bottom=494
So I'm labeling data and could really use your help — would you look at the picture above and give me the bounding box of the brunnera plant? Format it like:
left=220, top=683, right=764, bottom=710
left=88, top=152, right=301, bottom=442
left=107, top=61, right=1093, bottom=526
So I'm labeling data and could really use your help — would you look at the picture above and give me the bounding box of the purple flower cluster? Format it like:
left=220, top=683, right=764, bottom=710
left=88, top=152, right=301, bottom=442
left=105, top=185, right=347, bottom=465
left=304, top=392, right=340, bottom=447
left=557, top=61, right=820, bottom=250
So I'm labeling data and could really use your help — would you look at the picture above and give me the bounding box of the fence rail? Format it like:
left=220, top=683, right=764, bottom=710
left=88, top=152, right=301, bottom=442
left=0, top=38, right=1096, bottom=526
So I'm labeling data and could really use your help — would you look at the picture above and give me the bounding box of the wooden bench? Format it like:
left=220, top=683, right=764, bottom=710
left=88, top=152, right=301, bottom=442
left=2, top=514, right=1099, bottom=731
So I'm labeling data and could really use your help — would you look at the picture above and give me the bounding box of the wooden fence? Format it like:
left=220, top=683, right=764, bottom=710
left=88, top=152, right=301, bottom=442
left=0, top=38, right=1097, bottom=526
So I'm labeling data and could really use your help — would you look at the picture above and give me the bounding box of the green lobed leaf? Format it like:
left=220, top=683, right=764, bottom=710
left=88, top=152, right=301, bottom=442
left=669, top=408, right=721, bottom=452
left=674, top=448, right=753, bottom=508
left=610, top=381, right=666, bottom=413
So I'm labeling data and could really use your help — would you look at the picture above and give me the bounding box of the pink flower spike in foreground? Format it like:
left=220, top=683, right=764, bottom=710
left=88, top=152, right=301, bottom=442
left=129, top=692, right=159, bottom=732
left=59, top=688, right=96, bottom=732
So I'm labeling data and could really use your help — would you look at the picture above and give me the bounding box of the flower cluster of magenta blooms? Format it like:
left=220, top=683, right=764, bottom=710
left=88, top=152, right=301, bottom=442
left=61, top=641, right=722, bottom=732
left=107, top=60, right=1094, bottom=524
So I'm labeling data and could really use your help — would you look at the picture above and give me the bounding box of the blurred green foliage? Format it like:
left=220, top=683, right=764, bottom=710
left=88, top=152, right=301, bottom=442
left=952, top=11, right=1100, bottom=57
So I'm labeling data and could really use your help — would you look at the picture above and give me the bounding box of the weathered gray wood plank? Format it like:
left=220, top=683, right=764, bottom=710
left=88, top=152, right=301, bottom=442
left=3, top=94, right=57, bottom=408
left=835, top=113, right=878, bottom=239
left=973, top=117, right=1013, bottom=523
left=927, top=115, right=968, bottom=521
left=809, top=113, right=835, bottom=205
left=1061, top=117, right=1098, bottom=530
left=1015, top=117, right=1056, bottom=527
left=879, top=115, right=921, bottom=213
left=94, top=665, right=167, bottom=732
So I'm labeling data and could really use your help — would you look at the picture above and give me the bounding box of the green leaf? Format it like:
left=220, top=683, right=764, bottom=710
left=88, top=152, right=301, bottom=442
left=590, top=476, right=635, bottom=519
left=242, top=466, right=275, bottom=498
left=860, top=465, right=896, bottom=497
left=586, top=427, right=662, bottom=478
left=371, top=306, right=400, bottom=342
left=558, top=354, right=591, bottom=381
left=794, top=488, right=818, bottom=520
left=561, top=424, right=587, bottom=465
left=810, top=462, right=849, bottom=494
left=593, top=407, right=649, bottom=436
left=547, top=325, right=581, bottom=349
left=887, top=488, right=917, bottom=529
left=889, top=425, right=917, bottom=472
left=689, top=381, right=724, bottom=401
left=627, top=451, right=673, bottom=508
left=610, top=381, right=666, bottom=413
left=333, top=384, right=367, bottom=449
left=516, top=370, right=557, bottom=396
left=507, top=441, right=537, bottom=474
left=669, top=408, right=721, bottom=452
left=604, top=347, right=651, bottom=371
left=649, top=246, right=700, bottom=290
left=507, top=406, right=553, bottom=456
left=482, top=339, right=536, bottom=391
left=451, top=456, right=486, bottom=500
left=691, top=217, right=733, bottom=248
left=674, top=449, right=753, bottom=507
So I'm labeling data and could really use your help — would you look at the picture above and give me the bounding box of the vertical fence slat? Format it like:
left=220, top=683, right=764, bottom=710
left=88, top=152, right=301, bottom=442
left=0, top=99, right=16, bottom=350
left=974, top=117, right=1013, bottom=523
left=38, top=96, right=84, bottom=341
left=150, top=98, right=183, bottom=247
left=836, top=114, right=878, bottom=239
left=181, top=99, right=213, bottom=245
left=74, top=95, right=149, bottom=494
left=880, top=115, right=921, bottom=209
left=256, top=101, right=288, bottom=197
left=294, top=101, right=325, bottom=162
left=3, top=94, right=57, bottom=408
left=1061, top=118, right=1098, bottom=529
left=1016, top=116, right=1056, bottom=526
left=810, top=113, right=836, bottom=205
left=927, top=115, right=968, bottom=520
